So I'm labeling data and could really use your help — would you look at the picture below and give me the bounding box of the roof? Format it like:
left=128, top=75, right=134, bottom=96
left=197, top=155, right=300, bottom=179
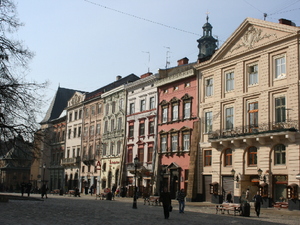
left=84, top=74, right=140, bottom=101
left=40, top=87, right=84, bottom=124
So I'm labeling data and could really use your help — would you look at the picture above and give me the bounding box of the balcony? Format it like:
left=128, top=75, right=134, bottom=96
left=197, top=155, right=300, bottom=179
left=61, top=156, right=80, bottom=166
left=208, top=121, right=298, bottom=147
left=127, top=162, right=153, bottom=176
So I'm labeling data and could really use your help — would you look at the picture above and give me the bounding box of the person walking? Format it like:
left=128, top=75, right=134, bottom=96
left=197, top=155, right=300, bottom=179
left=26, top=181, right=32, bottom=197
left=41, top=183, right=48, bottom=199
left=21, top=182, right=26, bottom=197
left=177, top=189, right=186, bottom=213
left=159, top=187, right=172, bottom=219
left=253, top=191, right=263, bottom=217
left=226, top=191, right=232, bottom=203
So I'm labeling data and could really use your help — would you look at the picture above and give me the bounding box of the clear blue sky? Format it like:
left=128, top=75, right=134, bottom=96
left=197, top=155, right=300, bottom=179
left=15, top=0, right=300, bottom=117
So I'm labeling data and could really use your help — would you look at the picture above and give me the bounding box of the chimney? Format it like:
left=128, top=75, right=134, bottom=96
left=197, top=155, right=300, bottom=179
left=279, top=18, right=293, bottom=26
left=177, top=57, right=189, bottom=66
left=140, top=72, right=153, bottom=79
left=116, top=75, right=122, bottom=81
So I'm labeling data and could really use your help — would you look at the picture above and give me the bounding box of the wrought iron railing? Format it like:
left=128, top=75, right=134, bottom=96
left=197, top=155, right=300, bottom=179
left=208, top=120, right=298, bottom=140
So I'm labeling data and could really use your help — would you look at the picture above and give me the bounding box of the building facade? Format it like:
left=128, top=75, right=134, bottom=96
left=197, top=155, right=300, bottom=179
left=125, top=72, right=158, bottom=196
left=196, top=18, right=300, bottom=209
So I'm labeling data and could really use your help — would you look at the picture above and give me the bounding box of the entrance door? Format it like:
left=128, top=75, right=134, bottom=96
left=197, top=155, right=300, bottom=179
left=222, top=176, right=234, bottom=202
left=204, top=175, right=212, bottom=202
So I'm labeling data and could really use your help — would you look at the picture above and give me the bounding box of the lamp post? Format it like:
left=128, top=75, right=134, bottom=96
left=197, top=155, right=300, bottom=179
left=42, top=163, right=46, bottom=183
left=132, top=156, right=139, bottom=209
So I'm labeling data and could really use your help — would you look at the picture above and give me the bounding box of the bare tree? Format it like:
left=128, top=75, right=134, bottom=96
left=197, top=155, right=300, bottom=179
left=0, top=0, right=47, bottom=156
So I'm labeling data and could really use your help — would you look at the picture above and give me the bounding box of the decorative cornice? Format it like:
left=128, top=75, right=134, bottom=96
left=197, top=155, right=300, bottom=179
left=155, top=68, right=195, bottom=87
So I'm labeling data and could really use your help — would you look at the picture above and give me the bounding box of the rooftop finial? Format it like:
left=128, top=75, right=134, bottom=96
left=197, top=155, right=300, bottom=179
left=206, top=11, right=210, bottom=22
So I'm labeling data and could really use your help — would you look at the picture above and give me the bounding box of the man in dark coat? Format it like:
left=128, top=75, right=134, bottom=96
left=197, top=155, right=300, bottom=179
left=159, top=187, right=172, bottom=219
left=41, top=183, right=48, bottom=199
left=21, top=182, right=26, bottom=197
left=177, top=189, right=186, bottom=213
left=254, top=191, right=263, bottom=217
left=26, top=182, right=32, bottom=197
left=226, top=191, right=232, bottom=203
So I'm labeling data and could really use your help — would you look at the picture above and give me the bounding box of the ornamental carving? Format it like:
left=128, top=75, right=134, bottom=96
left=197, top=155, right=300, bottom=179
left=230, top=26, right=276, bottom=53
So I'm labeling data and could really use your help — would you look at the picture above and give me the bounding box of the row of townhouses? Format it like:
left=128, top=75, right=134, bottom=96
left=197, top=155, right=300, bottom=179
left=31, top=17, right=300, bottom=210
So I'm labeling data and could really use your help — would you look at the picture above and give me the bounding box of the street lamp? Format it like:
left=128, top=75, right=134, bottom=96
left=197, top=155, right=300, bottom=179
left=132, top=156, right=139, bottom=209
left=42, top=163, right=46, bottom=183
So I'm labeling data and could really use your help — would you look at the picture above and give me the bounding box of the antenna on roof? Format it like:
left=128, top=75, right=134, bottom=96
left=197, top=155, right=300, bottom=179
left=164, top=46, right=171, bottom=69
left=142, top=51, right=150, bottom=73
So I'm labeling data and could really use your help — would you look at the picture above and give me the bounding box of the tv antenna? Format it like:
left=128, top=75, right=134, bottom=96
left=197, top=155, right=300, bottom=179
left=164, top=46, right=171, bottom=69
left=142, top=51, right=150, bottom=72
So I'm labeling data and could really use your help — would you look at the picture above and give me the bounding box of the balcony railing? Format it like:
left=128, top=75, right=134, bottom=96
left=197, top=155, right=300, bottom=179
left=208, top=120, right=298, bottom=140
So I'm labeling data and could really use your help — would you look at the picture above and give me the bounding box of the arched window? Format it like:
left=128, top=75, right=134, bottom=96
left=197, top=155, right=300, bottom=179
left=224, top=148, right=232, bottom=166
left=274, top=144, right=286, bottom=165
left=248, top=146, right=257, bottom=166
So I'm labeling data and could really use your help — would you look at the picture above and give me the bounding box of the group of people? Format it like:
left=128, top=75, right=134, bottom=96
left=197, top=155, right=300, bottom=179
left=20, top=181, right=32, bottom=197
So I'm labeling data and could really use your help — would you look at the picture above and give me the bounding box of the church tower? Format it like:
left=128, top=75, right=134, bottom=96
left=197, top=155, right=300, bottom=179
left=197, top=15, right=218, bottom=61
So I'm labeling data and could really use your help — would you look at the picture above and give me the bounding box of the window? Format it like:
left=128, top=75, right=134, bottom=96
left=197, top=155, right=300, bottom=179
left=172, top=104, right=179, bottom=121
left=171, top=134, right=178, bottom=152
left=248, top=64, right=258, bottom=85
left=117, top=141, right=121, bottom=155
left=128, top=124, right=134, bottom=138
left=96, top=124, right=101, bottom=135
left=225, top=72, right=234, bottom=92
left=225, top=107, right=234, bottom=130
left=73, top=128, right=77, bottom=138
left=139, top=123, right=145, bottom=136
left=84, top=126, right=88, bottom=137
left=97, top=103, right=102, bottom=114
left=110, top=142, right=114, bottom=155
left=72, top=148, right=75, bottom=157
left=78, top=109, right=82, bottom=119
left=204, top=150, right=212, bottom=166
left=274, top=144, right=286, bottom=165
left=275, top=97, right=286, bottom=123
left=78, top=126, right=81, bottom=137
left=149, top=97, right=155, bottom=109
left=105, top=104, right=109, bottom=115
left=104, top=121, right=108, bottom=133
left=77, top=147, right=80, bottom=157
left=183, top=133, right=190, bottom=151
left=183, top=102, right=191, bottom=119
left=205, top=78, right=213, bottom=96
left=161, top=136, right=167, bottom=153
left=148, top=147, right=153, bottom=162
left=85, top=108, right=89, bottom=118
left=140, top=99, right=146, bottom=112
left=68, top=129, right=71, bottom=139
left=110, top=119, right=115, bottom=132
left=275, top=56, right=286, bottom=79
left=67, top=149, right=70, bottom=158
left=103, top=144, right=107, bottom=156
left=164, top=89, right=168, bottom=93
left=162, top=107, right=168, bottom=123
left=205, top=111, right=212, bottom=133
left=248, top=146, right=257, bottom=166
left=129, top=103, right=135, bottom=114
left=173, top=86, right=179, bottom=91
left=69, top=113, right=72, bottom=122
left=248, top=102, right=258, bottom=130
left=74, top=111, right=78, bottom=120
left=127, top=148, right=133, bottom=163
left=112, top=101, right=116, bottom=113
left=185, top=82, right=190, bottom=88
left=224, top=148, right=232, bottom=166
left=119, top=98, right=124, bottom=109
left=90, top=125, right=94, bottom=136
left=117, top=117, right=122, bottom=130
left=91, top=105, right=95, bottom=115
left=149, top=121, right=154, bottom=134
left=138, top=147, right=144, bottom=163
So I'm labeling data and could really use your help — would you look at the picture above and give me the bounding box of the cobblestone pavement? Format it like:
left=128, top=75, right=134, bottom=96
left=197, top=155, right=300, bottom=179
left=0, top=193, right=299, bottom=225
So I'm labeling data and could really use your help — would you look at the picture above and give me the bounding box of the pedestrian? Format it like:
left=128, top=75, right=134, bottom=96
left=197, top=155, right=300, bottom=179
left=159, top=187, right=172, bottom=219
left=90, top=185, right=94, bottom=196
left=245, top=188, right=250, bottom=202
left=226, top=191, right=232, bottom=203
left=75, top=187, right=80, bottom=197
left=41, top=183, right=48, bottom=199
left=177, top=189, right=186, bottom=213
left=112, top=185, right=116, bottom=200
left=26, top=181, right=32, bottom=197
left=21, top=181, right=26, bottom=197
left=253, top=191, right=263, bottom=217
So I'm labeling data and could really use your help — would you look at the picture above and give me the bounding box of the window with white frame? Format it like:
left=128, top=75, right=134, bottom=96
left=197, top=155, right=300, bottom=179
left=205, top=78, right=213, bottom=96
left=110, top=119, right=115, bottom=132
left=129, top=102, right=135, bottom=114
left=225, top=71, right=234, bottom=92
left=119, top=98, right=124, bottom=109
left=275, top=96, right=286, bottom=123
left=73, top=127, right=77, bottom=138
left=140, top=99, right=146, bottom=112
left=183, top=102, right=191, bottom=119
left=275, top=55, right=286, bottom=79
left=149, top=121, right=154, bottom=134
left=248, top=64, right=258, bottom=85
left=139, top=122, right=145, bottom=136
left=274, top=144, right=286, bottom=165
left=91, top=105, right=95, bottom=115
left=110, top=142, right=114, bottom=155
left=248, top=102, right=258, bottom=130
left=205, top=111, right=212, bottom=133
left=96, top=124, right=101, bottom=135
left=104, top=121, right=108, bottom=133
left=162, top=107, right=168, bottom=123
left=171, top=134, right=178, bottom=152
left=149, top=97, right=155, bottom=109
left=225, top=107, right=234, bottom=130
left=161, top=135, right=167, bottom=153
left=172, top=104, right=179, bottom=121
left=117, top=117, right=122, bottom=130
left=183, top=133, right=190, bottom=151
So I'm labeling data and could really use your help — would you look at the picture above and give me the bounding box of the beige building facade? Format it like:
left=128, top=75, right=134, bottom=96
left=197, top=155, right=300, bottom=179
left=196, top=18, right=300, bottom=209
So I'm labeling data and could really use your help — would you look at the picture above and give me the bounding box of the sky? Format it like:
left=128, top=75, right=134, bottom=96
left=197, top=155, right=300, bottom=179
left=14, top=0, right=300, bottom=118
